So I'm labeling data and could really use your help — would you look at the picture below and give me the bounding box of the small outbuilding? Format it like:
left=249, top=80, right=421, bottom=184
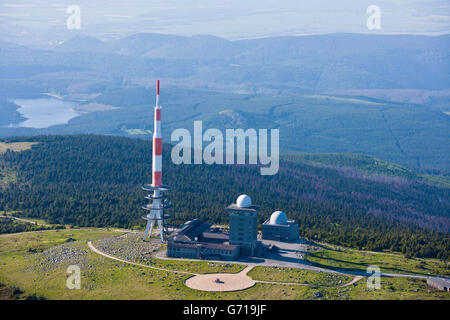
left=262, top=211, right=299, bottom=242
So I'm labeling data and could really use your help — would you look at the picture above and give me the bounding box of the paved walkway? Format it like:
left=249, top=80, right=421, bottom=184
left=185, top=266, right=256, bottom=292
left=87, top=241, right=196, bottom=275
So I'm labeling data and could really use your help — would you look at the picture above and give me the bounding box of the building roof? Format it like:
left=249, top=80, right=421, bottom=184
left=168, top=241, right=200, bottom=249
left=263, top=219, right=297, bottom=227
left=226, top=203, right=260, bottom=212
left=202, top=232, right=229, bottom=241
left=269, top=211, right=288, bottom=225
left=236, top=194, right=252, bottom=208
left=169, top=234, right=191, bottom=242
left=176, top=218, right=211, bottom=241
left=168, top=240, right=238, bottom=252
left=201, top=242, right=239, bottom=251
left=167, top=218, right=238, bottom=252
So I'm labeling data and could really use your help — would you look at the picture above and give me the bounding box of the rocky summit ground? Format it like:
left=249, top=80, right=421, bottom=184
left=93, top=232, right=162, bottom=264
left=25, top=241, right=90, bottom=275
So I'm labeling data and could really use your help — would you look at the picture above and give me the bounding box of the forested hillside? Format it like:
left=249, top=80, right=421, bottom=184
left=0, top=135, right=448, bottom=259
left=1, top=87, right=449, bottom=173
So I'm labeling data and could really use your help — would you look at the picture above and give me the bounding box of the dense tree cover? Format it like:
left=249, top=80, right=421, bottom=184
left=0, top=135, right=448, bottom=260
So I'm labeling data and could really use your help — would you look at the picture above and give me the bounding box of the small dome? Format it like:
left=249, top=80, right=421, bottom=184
left=236, top=194, right=252, bottom=208
left=270, top=211, right=287, bottom=225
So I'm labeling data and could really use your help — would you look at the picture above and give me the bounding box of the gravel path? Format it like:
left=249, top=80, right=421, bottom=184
left=93, top=232, right=162, bottom=264
left=340, top=276, right=364, bottom=288
left=88, top=241, right=196, bottom=276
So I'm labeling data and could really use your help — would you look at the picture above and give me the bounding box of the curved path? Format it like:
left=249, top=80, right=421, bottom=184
left=340, top=276, right=364, bottom=288
left=87, top=241, right=363, bottom=291
left=87, top=241, right=196, bottom=275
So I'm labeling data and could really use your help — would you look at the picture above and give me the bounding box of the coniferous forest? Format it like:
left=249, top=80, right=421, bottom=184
left=0, top=135, right=448, bottom=260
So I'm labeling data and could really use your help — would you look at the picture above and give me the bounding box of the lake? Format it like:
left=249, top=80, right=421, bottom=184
left=11, top=98, right=80, bottom=128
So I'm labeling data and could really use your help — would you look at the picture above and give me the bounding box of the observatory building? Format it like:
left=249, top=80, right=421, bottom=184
left=166, top=219, right=239, bottom=260
left=166, top=194, right=263, bottom=260
left=262, top=211, right=299, bottom=242
left=165, top=194, right=300, bottom=260
left=226, top=194, right=260, bottom=256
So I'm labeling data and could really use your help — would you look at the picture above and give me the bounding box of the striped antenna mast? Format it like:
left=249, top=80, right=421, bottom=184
left=152, top=80, right=162, bottom=187
left=141, top=80, right=172, bottom=242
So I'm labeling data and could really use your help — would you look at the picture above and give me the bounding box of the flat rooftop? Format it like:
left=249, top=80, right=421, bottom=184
left=226, top=204, right=260, bottom=212
left=168, top=240, right=238, bottom=252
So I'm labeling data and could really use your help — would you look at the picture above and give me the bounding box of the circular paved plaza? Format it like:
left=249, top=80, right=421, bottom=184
left=185, top=266, right=256, bottom=292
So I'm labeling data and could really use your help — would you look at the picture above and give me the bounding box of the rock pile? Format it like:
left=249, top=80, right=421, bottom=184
left=25, top=241, right=89, bottom=275
left=94, top=232, right=162, bottom=263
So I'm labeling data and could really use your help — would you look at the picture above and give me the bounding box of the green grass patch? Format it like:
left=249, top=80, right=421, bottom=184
left=0, top=229, right=124, bottom=257
left=0, top=216, right=62, bottom=234
left=0, top=142, right=38, bottom=154
left=306, top=243, right=449, bottom=277
left=141, top=255, right=244, bottom=274
left=248, top=266, right=352, bottom=286
left=342, top=276, right=450, bottom=300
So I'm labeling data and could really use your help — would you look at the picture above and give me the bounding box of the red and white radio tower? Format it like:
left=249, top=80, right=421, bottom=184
left=142, top=80, right=171, bottom=242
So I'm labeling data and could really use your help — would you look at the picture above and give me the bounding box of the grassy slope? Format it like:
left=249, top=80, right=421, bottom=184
left=306, top=243, right=449, bottom=277
left=248, top=267, right=352, bottom=286
left=0, top=229, right=448, bottom=300
left=0, top=142, right=38, bottom=154
left=1, top=210, right=70, bottom=229
left=141, top=256, right=244, bottom=274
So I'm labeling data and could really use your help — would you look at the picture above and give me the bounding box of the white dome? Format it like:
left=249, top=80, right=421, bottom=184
left=270, top=211, right=288, bottom=225
left=236, top=194, right=252, bottom=208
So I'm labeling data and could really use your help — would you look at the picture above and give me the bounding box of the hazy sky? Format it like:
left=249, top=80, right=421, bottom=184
left=1, top=0, right=449, bottom=47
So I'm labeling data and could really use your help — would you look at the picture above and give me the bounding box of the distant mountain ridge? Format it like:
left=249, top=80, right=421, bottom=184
left=0, top=33, right=448, bottom=174
left=53, top=33, right=449, bottom=57
left=4, top=32, right=446, bottom=91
